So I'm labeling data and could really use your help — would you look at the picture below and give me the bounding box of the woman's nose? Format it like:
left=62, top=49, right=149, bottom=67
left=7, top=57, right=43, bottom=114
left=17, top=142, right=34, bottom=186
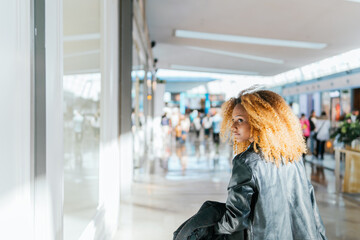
left=231, top=122, right=236, bottom=131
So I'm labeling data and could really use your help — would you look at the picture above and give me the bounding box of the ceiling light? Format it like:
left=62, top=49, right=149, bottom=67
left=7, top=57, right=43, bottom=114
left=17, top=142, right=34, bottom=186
left=346, top=0, right=360, bottom=3
left=188, top=46, right=284, bottom=64
left=175, top=30, right=327, bottom=49
left=170, top=64, right=258, bottom=75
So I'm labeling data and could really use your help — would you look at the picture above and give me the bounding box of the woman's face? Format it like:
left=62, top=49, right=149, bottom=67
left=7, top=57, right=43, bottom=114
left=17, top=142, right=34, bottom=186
left=231, top=103, right=252, bottom=143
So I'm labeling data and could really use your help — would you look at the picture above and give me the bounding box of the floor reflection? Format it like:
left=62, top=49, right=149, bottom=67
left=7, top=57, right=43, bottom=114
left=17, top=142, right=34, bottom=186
left=63, top=113, right=99, bottom=240
left=310, top=164, right=328, bottom=187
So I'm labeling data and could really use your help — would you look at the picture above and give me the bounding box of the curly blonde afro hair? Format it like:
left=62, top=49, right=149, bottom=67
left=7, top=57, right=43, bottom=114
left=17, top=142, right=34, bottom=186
left=220, top=88, right=306, bottom=166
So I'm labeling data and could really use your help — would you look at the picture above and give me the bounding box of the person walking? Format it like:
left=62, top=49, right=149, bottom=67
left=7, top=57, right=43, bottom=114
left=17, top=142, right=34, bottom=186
left=309, top=110, right=317, bottom=156
left=193, top=115, right=202, bottom=139
left=315, top=111, right=331, bottom=160
left=351, top=109, right=360, bottom=122
left=202, top=113, right=213, bottom=140
left=174, top=87, right=327, bottom=240
left=180, top=115, right=191, bottom=143
left=211, top=111, right=222, bottom=153
left=161, top=113, right=171, bottom=136
left=300, top=113, right=310, bottom=160
left=175, top=122, right=182, bottom=142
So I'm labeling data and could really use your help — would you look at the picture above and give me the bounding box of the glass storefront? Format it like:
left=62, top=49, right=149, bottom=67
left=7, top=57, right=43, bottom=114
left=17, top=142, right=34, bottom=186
left=131, top=41, right=146, bottom=173
left=63, top=0, right=102, bottom=238
left=341, top=89, right=352, bottom=116
left=330, top=96, right=341, bottom=123
left=63, top=74, right=100, bottom=239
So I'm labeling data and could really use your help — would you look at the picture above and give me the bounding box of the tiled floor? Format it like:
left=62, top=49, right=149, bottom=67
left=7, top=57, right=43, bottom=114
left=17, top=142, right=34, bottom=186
left=114, top=131, right=360, bottom=240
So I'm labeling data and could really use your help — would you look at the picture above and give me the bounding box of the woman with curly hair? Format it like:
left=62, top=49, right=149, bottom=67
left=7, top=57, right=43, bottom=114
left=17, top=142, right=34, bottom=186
left=174, top=87, right=327, bottom=240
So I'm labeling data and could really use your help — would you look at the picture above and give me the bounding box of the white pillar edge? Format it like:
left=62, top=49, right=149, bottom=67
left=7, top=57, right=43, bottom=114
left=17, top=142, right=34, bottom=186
left=45, top=0, right=64, bottom=239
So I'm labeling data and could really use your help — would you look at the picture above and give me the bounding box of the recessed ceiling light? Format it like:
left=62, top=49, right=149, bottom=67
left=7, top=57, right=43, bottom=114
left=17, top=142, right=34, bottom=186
left=170, top=64, right=258, bottom=75
left=187, top=46, right=284, bottom=64
left=175, top=30, right=327, bottom=49
left=346, top=0, right=360, bottom=3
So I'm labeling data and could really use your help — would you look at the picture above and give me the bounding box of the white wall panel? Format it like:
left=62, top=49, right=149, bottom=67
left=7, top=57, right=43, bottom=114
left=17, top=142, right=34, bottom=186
left=0, top=0, right=32, bottom=239
left=313, top=92, right=322, bottom=116
left=283, top=72, right=360, bottom=96
left=299, top=94, right=308, bottom=116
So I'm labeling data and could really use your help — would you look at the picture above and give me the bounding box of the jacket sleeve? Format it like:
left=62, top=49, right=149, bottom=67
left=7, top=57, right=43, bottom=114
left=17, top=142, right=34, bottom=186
left=214, top=159, right=256, bottom=234
left=308, top=180, right=327, bottom=240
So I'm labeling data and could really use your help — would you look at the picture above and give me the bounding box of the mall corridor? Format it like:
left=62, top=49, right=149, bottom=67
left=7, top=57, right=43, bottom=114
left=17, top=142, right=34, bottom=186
left=3, top=0, right=360, bottom=239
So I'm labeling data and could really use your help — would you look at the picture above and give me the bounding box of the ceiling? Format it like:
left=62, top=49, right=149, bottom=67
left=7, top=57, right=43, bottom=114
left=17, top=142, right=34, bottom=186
left=146, top=0, right=360, bottom=76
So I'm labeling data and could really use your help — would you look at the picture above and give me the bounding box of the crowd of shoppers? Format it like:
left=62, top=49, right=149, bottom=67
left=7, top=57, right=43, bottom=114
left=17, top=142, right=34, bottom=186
left=160, top=104, right=357, bottom=161
left=160, top=109, right=223, bottom=145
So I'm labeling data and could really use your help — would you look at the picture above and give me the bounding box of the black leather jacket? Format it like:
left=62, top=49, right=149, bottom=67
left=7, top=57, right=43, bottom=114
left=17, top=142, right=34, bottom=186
left=214, top=143, right=327, bottom=240
left=174, top=201, right=245, bottom=240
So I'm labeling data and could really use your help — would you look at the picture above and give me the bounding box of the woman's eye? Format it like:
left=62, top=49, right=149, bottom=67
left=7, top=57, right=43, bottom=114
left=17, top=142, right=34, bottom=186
left=238, top=119, right=243, bottom=123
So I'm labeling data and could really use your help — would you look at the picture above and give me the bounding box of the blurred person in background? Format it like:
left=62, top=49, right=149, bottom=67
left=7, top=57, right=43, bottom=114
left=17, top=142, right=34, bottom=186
left=180, top=115, right=191, bottom=143
left=202, top=113, right=213, bottom=140
left=211, top=110, right=222, bottom=153
left=315, top=111, right=331, bottom=160
left=300, top=113, right=310, bottom=159
left=351, top=109, right=360, bottom=122
left=309, top=110, right=317, bottom=156
left=193, top=115, right=202, bottom=139
left=161, top=113, right=170, bottom=126
left=190, top=109, right=198, bottom=123
left=138, top=112, right=145, bottom=128
left=171, top=110, right=180, bottom=131
left=73, top=110, right=84, bottom=142
left=175, top=122, right=182, bottom=143
left=161, top=113, right=171, bottom=137
left=289, top=101, right=300, bottom=117
left=90, top=113, right=100, bottom=138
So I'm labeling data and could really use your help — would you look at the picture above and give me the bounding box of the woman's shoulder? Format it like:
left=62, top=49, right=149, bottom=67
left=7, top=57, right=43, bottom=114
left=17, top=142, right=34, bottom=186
left=230, top=152, right=256, bottom=187
left=233, top=145, right=261, bottom=169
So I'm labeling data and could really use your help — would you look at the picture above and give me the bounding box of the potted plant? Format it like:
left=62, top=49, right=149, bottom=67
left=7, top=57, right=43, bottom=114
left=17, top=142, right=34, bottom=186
left=330, top=113, right=360, bottom=151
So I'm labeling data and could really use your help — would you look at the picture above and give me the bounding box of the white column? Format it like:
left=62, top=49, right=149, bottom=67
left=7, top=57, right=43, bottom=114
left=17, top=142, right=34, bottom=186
left=98, top=0, right=121, bottom=237
left=119, top=0, right=134, bottom=198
